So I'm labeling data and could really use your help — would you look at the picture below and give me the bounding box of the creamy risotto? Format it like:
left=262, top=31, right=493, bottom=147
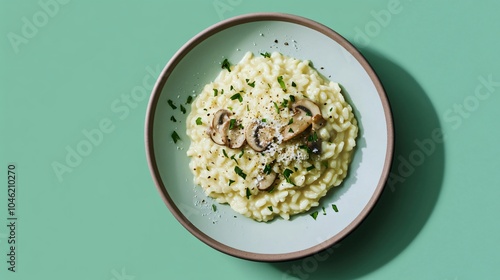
left=186, top=52, right=358, bottom=222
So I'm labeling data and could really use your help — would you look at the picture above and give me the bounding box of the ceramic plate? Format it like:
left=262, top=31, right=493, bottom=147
left=145, top=13, right=393, bottom=261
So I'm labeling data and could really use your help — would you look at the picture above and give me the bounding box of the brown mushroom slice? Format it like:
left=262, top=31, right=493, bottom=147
left=281, top=110, right=312, bottom=142
left=227, top=122, right=246, bottom=149
left=257, top=172, right=277, bottom=191
left=245, top=121, right=275, bottom=152
left=311, top=114, right=326, bottom=130
left=292, top=99, right=321, bottom=117
left=209, top=109, right=231, bottom=145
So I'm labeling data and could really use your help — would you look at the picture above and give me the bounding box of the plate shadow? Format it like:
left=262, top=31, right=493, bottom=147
left=272, top=49, right=445, bottom=279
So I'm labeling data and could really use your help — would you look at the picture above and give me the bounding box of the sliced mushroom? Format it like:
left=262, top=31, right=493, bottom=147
left=282, top=99, right=327, bottom=142
left=209, top=109, right=231, bottom=145
left=246, top=120, right=275, bottom=152
left=227, top=121, right=246, bottom=149
left=257, top=172, right=277, bottom=191
left=281, top=109, right=312, bottom=141
left=293, top=99, right=321, bottom=117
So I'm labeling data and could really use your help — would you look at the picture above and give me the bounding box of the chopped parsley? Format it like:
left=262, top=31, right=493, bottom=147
left=222, top=149, right=228, bottom=158
left=220, top=89, right=224, bottom=95
left=306, top=165, right=315, bottom=171
left=171, top=131, right=181, bottom=143
left=277, top=76, right=286, bottom=91
left=180, top=105, right=186, bottom=114
left=230, top=85, right=234, bottom=90
left=281, top=98, right=289, bottom=108
left=263, top=164, right=272, bottom=175
left=212, top=204, right=217, bottom=212
left=195, top=117, right=202, bottom=125
left=186, top=96, right=193, bottom=104
left=299, top=145, right=312, bottom=154
left=310, top=211, right=319, bottom=220
left=245, top=187, right=251, bottom=199
left=322, top=206, right=326, bottom=215
left=268, top=186, right=275, bottom=193
left=234, top=166, right=247, bottom=179
left=229, top=119, right=237, bottom=130
left=260, top=52, right=271, bottom=58
left=221, top=58, right=231, bottom=72
left=230, top=93, right=243, bottom=102
left=247, top=80, right=255, bottom=88
left=229, top=179, right=235, bottom=186
left=261, top=118, right=267, bottom=122
left=288, top=128, right=294, bottom=133
left=170, top=116, right=177, bottom=122
left=332, top=204, right=339, bottom=212
left=291, top=81, right=297, bottom=87
left=289, top=95, right=296, bottom=102
left=287, top=118, right=294, bottom=125
left=308, top=131, right=318, bottom=142
left=238, top=149, right=244, bottom=158
left=273, top=102, right=279, bottom=114
left=283, top=168, right=294, bottom=185
left=213, top=89, right=218, bottom=96
left=230, top=154, right=238, bottom=164
left=322, top=161, right=329, bottom=168
left=167, top=99, right=177, bottom=110
left=268, top=206, right=273, bottom=211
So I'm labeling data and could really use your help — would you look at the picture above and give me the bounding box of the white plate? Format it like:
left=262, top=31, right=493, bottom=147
left=145, top=13, right=393, bottom=261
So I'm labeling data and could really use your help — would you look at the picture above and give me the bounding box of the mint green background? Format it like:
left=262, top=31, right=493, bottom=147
left=1, top=0, right=499, bottom=279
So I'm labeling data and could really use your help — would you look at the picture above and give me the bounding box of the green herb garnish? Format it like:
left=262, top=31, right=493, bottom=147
left=308, top=131, right=318, bottom=142
left=229, top=179, right=235, bottom=186
left=277, top=76, right=286, bottom=91
left=283, top=168, right=294, bottom=185
left=332, top=204, right=339, bottom=212
left=306, top=165, right=315, bottom=171
left=212, top=204, right=217, bottom=212
left=230, top=85, right=234, bottom=90
left=291, top=81, right=297, bottom=87
left=230, top=154, right=238, bottom=164
left=322, top=161, right=329, bottom=168
left=195, top=117, right=202, bottom=125
left=186, top=96, right=193, bottom=104
left=261, top=118, right=267, bottom=122
left=238, top=149, right=244, bottom=158
left=221, top=58, right=231, bottom=72
left=310, top=211, right=319, bottom=220
left=180, top=105, right=186, bottom=114
left=245, top=187, right=251, bottom=199
left=299, top=145, right=312, bottom=154
left=235, top=166, right=247, bottom=179
left=213, top=89, right=218, bottom=96
left=288, top=118, right=294, bottom=125
left=268, top=206, right=273, bottom=211
left=230, top=93, right=243, bottom=102
left=289, top=95, right=295, bottom=102
left=273, top=102, right=279, bottom=114
left=170, top=116, right=177, bottom=122
left=288, top=128, right=294, bottom=133
left=260, top=52, right=271, bottom=58
left=322, top=206, right=326, bottom=215
left=171, top=131, right=181, bottom=143
left=167, top=99, right=177, bottom=110
left=222, top=149, right=228, bottom=158
left=263, top=164, right=272, bottom=175
left=281, top=98, right=289, bottom=108
left=229, top=119, right=237, bottom=130
left=247, top=80, right=255, bottom=88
